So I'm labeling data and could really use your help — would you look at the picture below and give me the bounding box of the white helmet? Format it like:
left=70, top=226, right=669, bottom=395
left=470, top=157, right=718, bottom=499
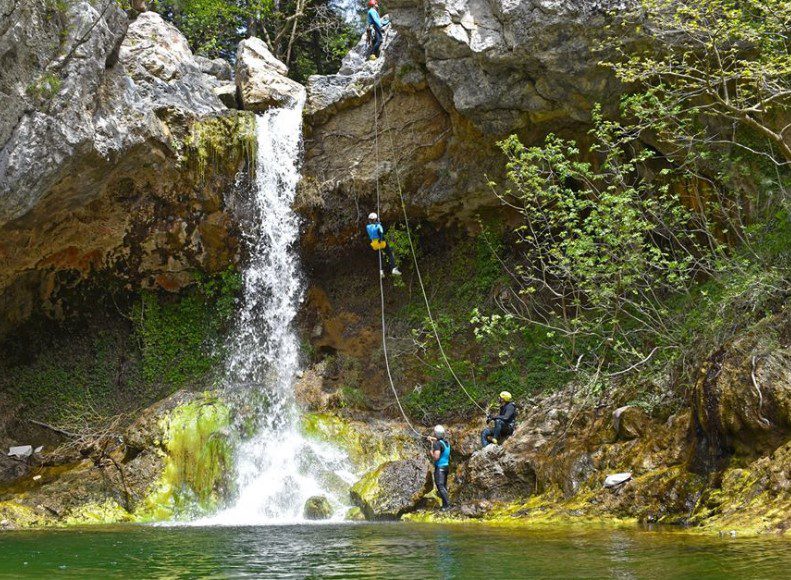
left=433, top=425, right=446, bottom=438
left=368, top=212, right=378, bottom=221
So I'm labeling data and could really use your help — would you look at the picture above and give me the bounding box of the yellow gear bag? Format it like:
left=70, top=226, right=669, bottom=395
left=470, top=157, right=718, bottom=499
left=370, top=239, right=387, bottom=251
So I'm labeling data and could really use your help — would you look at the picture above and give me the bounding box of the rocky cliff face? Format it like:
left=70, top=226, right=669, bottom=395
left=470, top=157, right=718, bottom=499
left=0, top=3, right=251, bottom=336
left=299, top=0, right=624, bottom=249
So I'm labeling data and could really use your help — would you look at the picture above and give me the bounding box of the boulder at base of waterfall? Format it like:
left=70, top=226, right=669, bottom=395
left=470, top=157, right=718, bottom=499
left=612, top=406, right=650, bottom=441
left=344, top=506, right=366, bottom=521
left=235, top=38, right=305, bottom=111
left=350, top=458, right=432, bottom=520
left=604, top=472, right=632, bottom=489
left=303, top=495, right=333, bottom=520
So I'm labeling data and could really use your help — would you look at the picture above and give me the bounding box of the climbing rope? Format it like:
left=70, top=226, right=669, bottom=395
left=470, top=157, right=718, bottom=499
left=370, top=75, right=487, bottom=417
left=372, top=76, right=422, bottom=438
left=375, top=80, right=488, bottom=416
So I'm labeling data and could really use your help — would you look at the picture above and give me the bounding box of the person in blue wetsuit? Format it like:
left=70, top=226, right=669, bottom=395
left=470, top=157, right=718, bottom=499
left=481, top=391, right=517, bottom=447
left=366, top=0, right=390, bottom=60
left=428, top=425, right=451, bottom=511
left=366, top=212, right=401, bottom=277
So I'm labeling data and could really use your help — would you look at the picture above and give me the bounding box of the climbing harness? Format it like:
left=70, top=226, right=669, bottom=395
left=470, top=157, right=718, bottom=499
left=374, top=80, right=488, bottom=416
left=372, top=77, right=422, bottom=438
left=370, top=77, right=488, bottom=430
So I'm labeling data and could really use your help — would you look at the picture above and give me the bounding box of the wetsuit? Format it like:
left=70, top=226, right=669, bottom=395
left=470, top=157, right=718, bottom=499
left=366, top=221, right=397, bottom=272
left=367, top=8, right=389, bottom=58
left=481, top=401, right=517, bottom=447
left=433, top=438, right=451, bottom=508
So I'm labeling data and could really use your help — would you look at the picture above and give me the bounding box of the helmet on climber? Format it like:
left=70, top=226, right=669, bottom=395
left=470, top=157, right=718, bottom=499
left=368, top=0, right=378, bottom=6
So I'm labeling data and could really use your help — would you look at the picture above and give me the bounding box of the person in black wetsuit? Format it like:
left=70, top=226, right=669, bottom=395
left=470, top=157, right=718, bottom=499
left=481, top=391, right=517, bottom=447
left=428, top=424, right=451, bottom=511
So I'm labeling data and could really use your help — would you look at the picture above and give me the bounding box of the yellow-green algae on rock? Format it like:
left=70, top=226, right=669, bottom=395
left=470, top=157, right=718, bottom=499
left=301, top=412, right=417, bottom=472
left=0, top=393, right=234, bottom=529
left=138, top=394, right=233, bottom=521
left=182, top=111, right=257, bottom=181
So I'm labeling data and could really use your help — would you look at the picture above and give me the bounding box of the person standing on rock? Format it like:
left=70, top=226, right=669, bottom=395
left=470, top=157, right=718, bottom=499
left=428, top=425, right=451, bottom=511
left=366, top=212, right=401, bottom=278
left=366, top=0, right=390, bottom=61
left=481, top=391, right=517, bottom=447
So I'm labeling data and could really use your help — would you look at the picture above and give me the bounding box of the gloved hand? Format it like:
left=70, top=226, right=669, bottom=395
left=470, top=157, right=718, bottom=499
left=486, top=414, right=492, bottom=422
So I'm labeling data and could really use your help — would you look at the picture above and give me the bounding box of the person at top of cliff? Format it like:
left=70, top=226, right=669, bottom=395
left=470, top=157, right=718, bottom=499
left=366, top=0, right=390, bottom=61
left=427, top=425, right=451, bottom=511
left=481, top=391, right=517, bottom=447
left=366, top=212, right=401, bottom=278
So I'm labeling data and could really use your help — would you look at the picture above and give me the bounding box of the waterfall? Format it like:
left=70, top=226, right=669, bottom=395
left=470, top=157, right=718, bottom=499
left=200, top=96, right=354, bottom=525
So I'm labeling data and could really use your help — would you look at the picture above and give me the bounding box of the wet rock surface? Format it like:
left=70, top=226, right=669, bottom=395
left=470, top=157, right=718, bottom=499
left=304, top=495, right=333, bottom=520
left=350, top=457, right=432, bottom=519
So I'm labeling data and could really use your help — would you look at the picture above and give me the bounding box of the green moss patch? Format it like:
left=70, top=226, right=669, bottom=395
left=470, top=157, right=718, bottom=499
left=138, top=394, right=233, bottom=520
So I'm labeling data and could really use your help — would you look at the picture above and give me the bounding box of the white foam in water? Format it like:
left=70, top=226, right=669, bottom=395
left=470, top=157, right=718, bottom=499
left=196, top=95, right=355, bottom=526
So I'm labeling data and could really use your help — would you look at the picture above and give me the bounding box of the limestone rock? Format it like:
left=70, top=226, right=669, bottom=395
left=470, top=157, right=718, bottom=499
left=613, top=406, right=650, bottom=441
left=350, top=458, right=432, bottom=519
left=235, top=37, right=305, bottom=111
left=300, top=0, right=629, bottom=247
left=303, top=495, right=333, bottom=520
left=463, top=444, right=537, bottom=501
left=195, top=55, right=233, bottom=81
left=214, top=84, right=239, bottom=108
left=689, top=314, right=791, bottom=470
left=604, top=472, right=632, bottom=488
left=0, top=2, right=248, bottom=336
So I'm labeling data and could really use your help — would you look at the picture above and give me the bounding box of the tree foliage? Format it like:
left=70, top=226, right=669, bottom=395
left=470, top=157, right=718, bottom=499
left=492, top=108, right=726, bottom=377
left=603, top=0, right=791, bottom=164
left=151, top=0, right=358, bottom=80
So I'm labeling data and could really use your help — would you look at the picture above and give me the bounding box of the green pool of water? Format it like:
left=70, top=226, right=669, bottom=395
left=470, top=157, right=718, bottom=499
left=0, top=523, right=788, bottom=578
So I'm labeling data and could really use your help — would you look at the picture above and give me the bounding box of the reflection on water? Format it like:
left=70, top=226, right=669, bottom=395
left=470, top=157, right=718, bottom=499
left=0, top=523, right=788, bottom=578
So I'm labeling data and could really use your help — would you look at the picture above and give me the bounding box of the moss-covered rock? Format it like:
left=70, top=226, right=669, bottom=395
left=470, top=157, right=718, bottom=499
left=303, top=495, right=333, bottom=520
left=136, top=392, right=233, bottom=520
left=344, top=506, right=366, bottom=521
left=301, top=412, right=419, bottom=473
left=0, top=390, right=234, bottom=528
left=350, top=458, right=432, bottom=520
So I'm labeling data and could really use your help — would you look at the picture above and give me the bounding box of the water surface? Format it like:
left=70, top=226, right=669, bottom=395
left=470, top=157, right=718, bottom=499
left=0, top=523, right=788, bottom=578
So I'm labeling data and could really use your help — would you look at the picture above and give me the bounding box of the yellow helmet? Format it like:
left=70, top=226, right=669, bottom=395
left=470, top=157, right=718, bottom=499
left=499, top=391, right=512, bottom=402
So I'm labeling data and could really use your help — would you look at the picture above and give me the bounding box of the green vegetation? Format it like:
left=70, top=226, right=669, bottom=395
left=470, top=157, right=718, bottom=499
left=133, top=268, right=241, bottom=391
left=151, top=0, right=358, bottom=82
left=26, top=73, right=62, bottom=101
left=183, top=112, right=257, bottom=180
left=389, top=232, right=572, bottom=420
left=603, top=0, right=791, bottom=164
left=464, top=0, right=791, bottom=406
left=0, top=270, right=241, bottom=432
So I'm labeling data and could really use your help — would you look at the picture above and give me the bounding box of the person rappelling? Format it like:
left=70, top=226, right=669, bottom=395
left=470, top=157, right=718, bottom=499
left=481, top=391, right=517, bottom=447
left=366, top=0, right=390, bottom=61
left=427, top=425, right=451, bottom=511
left=367, top=212, right=401, bottom=278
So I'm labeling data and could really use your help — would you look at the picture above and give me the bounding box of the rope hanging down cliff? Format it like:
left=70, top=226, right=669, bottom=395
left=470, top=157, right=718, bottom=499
left=372, top=76, right=422, bottom=438
left=371, top=76, right=487, bottom=417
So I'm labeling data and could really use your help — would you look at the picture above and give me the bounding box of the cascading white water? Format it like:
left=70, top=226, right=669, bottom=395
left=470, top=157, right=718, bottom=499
left=200, top=96, right=355, bottom=525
